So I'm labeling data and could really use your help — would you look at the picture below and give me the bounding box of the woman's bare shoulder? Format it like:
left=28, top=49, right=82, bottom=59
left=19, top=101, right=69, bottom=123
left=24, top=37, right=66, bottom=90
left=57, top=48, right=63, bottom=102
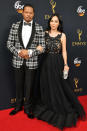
left=61, top=32, right=66, bottom=40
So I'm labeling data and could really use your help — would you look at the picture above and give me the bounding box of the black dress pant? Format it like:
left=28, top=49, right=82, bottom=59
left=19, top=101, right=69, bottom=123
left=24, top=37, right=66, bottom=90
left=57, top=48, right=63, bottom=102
left=14, top=64, right=37, bottom=112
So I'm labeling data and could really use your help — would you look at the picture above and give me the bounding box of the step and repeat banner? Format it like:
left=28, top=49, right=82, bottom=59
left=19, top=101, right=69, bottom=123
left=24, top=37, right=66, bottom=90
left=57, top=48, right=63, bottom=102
left=0, top=0, right=87, bottom=109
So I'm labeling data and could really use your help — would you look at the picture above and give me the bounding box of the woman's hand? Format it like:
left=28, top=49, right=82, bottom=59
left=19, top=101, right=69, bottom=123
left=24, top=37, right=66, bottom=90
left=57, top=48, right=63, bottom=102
left=36, top=45, right=43, bottom=52
left=64, top=65, right=69, bottom=72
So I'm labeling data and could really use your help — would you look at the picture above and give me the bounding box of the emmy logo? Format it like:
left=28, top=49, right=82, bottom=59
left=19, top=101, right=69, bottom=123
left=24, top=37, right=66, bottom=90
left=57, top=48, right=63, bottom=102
left=50, top=0, right=56, bottom=14
left=10, top=97, right=25, bottom=103
left=10, top=98, right=16, bottom=103
left=14, top=1, right=24, bottom=13
left=74, top=78, right=79, bottom=89
left=77, top=29, right=82, bottom=41
left=74, top=78, right=83, bottom=92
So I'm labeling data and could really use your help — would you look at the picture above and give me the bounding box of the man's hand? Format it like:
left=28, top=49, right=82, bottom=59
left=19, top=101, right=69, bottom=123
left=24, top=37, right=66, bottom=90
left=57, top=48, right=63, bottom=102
left=18, top=49, right=29, bottom=59
left=24, top=55, right=30, bottom=59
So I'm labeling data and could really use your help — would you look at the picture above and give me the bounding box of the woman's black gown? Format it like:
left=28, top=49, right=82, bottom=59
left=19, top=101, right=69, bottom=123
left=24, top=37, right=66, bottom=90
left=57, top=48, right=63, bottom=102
left=33, top=32, right=86, bottom=130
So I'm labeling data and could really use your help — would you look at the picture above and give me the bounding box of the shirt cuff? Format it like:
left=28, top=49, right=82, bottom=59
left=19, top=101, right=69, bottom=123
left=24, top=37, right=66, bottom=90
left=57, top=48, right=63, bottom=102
left=18, top=50, right=21, bottom=54
left=28, top=49, right=33, bottom=57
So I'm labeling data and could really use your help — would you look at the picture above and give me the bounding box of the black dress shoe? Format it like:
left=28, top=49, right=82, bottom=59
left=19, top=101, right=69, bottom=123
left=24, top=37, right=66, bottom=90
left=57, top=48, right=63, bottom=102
left=9, top=108, right=22, bottom=115
left=24, top=109, right=30, bottom=114
left=24, top=109, right=35, bottom=119
left=27, top=113, right=35, bottom=119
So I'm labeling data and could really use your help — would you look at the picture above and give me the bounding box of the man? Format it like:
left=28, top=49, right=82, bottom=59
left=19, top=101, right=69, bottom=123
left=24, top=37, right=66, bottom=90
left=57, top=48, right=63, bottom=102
left=7, top=4, right=45, bottom=118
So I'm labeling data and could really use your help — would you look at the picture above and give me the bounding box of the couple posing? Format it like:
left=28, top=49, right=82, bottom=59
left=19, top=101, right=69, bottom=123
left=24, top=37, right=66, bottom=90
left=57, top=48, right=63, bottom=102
left=7, top=4, right=86, bottom=130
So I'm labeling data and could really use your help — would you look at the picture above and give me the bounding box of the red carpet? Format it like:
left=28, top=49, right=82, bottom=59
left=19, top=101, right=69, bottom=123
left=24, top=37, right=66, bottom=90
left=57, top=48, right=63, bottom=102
left=0, top=95, right=87, bottom=131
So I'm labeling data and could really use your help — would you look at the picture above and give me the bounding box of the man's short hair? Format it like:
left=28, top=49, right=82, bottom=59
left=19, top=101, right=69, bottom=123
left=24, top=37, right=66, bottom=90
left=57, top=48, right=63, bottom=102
left=23, top=4, right=35, bottom=12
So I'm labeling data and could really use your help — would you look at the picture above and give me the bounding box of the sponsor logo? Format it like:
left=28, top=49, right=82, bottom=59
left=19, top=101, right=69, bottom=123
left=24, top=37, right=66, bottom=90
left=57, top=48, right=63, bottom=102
left=14, top=1, right=24, bottom=13
left=77, top=6, right=85, bottom=16
left=74, top=58, right=81, bottom=67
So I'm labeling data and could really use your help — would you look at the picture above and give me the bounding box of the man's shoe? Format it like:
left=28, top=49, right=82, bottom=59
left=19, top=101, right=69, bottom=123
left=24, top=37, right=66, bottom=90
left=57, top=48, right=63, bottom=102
left=9, top=108, right=22, bottom=115
left=24, top=109, right=30, bottom=114
left=27, top=113, right=35, bottom=119
left=24, top=109, right=35, bottom=119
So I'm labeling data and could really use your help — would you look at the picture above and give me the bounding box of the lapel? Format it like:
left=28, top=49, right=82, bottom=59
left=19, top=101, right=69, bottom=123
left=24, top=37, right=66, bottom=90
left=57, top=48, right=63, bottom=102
left=18, top=20, right=25, bottom=48
left=26, top=21, right=35, bottom=49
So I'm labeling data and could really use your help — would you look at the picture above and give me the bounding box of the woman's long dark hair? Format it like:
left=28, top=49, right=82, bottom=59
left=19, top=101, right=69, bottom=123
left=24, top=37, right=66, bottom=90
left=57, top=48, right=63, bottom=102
left=47, top=13, right=63, bottom=33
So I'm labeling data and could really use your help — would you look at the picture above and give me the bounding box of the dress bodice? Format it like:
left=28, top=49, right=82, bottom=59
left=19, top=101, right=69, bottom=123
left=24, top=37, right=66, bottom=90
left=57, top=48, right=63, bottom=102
left=45, top=32, right=62, bottom=54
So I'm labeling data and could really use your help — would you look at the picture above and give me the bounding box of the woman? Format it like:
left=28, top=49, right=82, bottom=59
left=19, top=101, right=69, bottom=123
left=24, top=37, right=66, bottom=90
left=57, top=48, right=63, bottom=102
left=33, top=13, right=86, bottom=130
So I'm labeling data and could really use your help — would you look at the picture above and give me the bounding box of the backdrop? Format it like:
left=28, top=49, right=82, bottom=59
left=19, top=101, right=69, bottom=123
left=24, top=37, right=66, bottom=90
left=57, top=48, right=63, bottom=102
left=0, top=0, right=87, bottom=110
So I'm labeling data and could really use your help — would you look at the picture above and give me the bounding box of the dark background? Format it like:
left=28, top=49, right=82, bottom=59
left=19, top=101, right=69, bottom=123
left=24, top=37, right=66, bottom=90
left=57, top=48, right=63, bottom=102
left=0, top=0, right=87, bottom=110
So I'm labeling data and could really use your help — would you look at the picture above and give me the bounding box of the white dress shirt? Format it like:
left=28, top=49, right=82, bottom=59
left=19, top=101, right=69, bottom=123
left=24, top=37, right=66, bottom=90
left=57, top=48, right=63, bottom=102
left=18, top=20, right=33, bottom=57
left=22, top=20, right=33, bottom=48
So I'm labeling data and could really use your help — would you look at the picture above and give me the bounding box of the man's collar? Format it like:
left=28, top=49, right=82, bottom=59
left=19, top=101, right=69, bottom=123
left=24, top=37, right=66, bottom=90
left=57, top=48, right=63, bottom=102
left=23, top=19, right=33, bottom=25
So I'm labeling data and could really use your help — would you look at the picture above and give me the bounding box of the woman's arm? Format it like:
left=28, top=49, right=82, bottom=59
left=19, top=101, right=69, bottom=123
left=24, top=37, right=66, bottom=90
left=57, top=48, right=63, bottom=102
left=61, top=33, right=69, bottom=71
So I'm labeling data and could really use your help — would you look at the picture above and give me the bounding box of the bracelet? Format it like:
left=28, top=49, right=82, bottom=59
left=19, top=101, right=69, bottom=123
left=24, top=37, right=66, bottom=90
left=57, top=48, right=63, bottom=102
left=64, top=64, right=68, bottom=66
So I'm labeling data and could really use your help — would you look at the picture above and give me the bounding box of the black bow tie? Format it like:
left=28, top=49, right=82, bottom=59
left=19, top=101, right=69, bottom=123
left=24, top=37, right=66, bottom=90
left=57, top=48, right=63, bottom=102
left=24, top=22, right=31, bottom=26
